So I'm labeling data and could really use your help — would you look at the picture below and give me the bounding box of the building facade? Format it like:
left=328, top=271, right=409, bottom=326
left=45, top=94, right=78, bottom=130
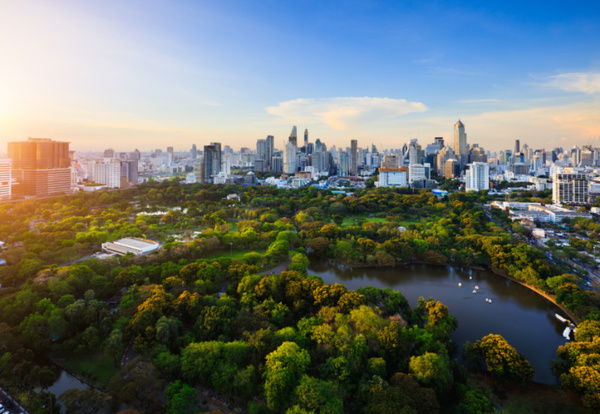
left=465, top=162, right=490, bottom=191
left=203, top=143, right=222, bottom=183
left=8, top=138, right=71, bottom=197
left=552, top=173, right=589, bottom=204
left=0, top=159, right=11, bottom=200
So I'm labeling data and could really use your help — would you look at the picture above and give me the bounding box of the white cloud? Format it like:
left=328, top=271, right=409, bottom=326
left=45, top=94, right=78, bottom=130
left=547, top=72, right=600, bottom=94
left=265, top=97, right=428, bottom=130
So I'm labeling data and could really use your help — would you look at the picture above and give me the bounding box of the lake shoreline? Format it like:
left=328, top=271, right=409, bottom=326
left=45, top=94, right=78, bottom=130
left=308, top=256, right=579, bottom=325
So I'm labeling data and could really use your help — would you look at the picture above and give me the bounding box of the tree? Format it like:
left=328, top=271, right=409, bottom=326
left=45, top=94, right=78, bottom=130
left=294, top=375, right=343, bottom=414
left=166, top=380, right=198, bottom=414
left=265, top=342, right=311, bottom=412
left=59, top=389, right=112, bottom=414
left=409, top=352, right=452, bottom=392
left=464, top=334, right=534, bottom=384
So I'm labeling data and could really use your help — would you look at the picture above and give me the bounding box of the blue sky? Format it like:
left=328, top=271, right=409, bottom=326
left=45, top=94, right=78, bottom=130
left=1, top=0, right=599, bottom=152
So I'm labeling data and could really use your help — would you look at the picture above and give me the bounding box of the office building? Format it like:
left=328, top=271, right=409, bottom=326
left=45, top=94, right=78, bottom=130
left=289, top=126, right=298, bottom=147
left=266, top=135, right=274, bottom=170
left=304, top=129, right=309, bottom=151
left=120, top=160, right=138, bottom=187
left=350, top=140, right=358, bottom=176
left=408, top=163, right=430, bottom=184
left=465, top=162, right=490, bottom=191
left=444, top=159, right=460, bottom=179
left=8, top=138, right=71, bottom=197
left=203, top=143, right=222, bottom=183
left=453, top=120, right=468, bottom=169
left=284, top=140, right=297, bottom=174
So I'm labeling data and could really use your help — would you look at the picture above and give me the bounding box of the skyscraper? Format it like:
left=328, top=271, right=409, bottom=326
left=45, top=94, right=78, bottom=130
left=8, top=138, right=71, bottom=197
left=191, top=144, right=197, bottom=159
left=350, top=140, right=358, bottom=176
left=304, top=129, right=309, bottom=150
left=266, top=135, right=274, bottom=170
left=453, top=120, right=468, bottom=170
left=284, top=140, right=297, bottom=174
left=514, top=139, right=520, bottom=156
left=203, top=143, right=222, bottom=183
left=289, top=126, right=298, bottom=147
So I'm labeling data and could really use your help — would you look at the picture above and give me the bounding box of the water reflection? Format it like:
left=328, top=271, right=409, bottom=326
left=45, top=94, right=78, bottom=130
left=308, top=259, right=568, bottom=384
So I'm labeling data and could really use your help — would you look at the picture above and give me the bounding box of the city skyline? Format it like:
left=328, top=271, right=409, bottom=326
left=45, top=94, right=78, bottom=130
left=1, top=1, right=599, bottom=152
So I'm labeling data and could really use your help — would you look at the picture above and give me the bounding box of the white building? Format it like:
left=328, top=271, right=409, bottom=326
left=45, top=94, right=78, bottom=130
left=552, top=172, right=589, bottom=204
left=89, top=160, right=121, bottom=188
left=465, top=162, right=490, bottom=191
left=377, top=168, right=408, bottom=188
left=0, top=159, right=11, bottom=201
left=408, top=163, right=430, bottom=184
left=102, top=237, right=160, bottom=256
left=284, top=140, right=297, bottom=174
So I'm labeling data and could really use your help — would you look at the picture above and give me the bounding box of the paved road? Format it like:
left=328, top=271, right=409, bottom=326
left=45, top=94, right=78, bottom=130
left=0, top=386, right=29, bottom=414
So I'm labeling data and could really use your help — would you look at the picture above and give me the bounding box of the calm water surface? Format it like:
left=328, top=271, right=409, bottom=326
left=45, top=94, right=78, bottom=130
left=308, top=259, right=569, bottom=384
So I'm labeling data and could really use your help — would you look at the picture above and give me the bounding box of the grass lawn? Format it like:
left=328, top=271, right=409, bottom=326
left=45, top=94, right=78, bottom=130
left=207, top=249, right=266, bottom=259
left=340, top=216, right=388, bottom=228
left=59, top=352, right=118, bottom=387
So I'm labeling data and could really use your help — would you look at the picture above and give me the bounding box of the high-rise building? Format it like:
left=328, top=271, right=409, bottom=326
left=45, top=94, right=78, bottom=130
left=266, top=135, right=274, bottom=170
left=284, top=140, right=297, bottom=174
left=340, top=151, right=349, bottom=176
left=120, top=160, right=138, bottom=187
left=289, top=126, right=298, bottom=147
left=8, top=138, right=71, bottom=197
left=408, top=139, right=423, bottom=165
left=468, top=144, right=487, bottom=163
left=552, top=173, right=589, bottom=204
left=256, top=139, right=268, bottom=164
left=129, top=149, right=141, bottom=161
left=436, top=146, right=456, bottom=175
left=408, top=163, right=430, bottom=184
left=104, top=148, right=115, bottom=158
left=203, top=143, right=222, bottom=183
left=304, top=129, right=309, bottom=150
left=453, top=120, right=468, bottom=169
left=465, top=162, right=490, bottom=191
left=444, top=159, right=460, bottom=179
left=350, top=140, right=358, bottom=176
left=0, top=159, right=11, bottom=201
left=381, top=155, right=399, bottom=169
left=191, top=144, right=197, bottom=159
left=89, top=160, right=121, bottom=188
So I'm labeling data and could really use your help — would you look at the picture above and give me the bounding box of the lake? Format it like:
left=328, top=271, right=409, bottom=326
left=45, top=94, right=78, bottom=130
left=307, top=260, right=569, bottom=384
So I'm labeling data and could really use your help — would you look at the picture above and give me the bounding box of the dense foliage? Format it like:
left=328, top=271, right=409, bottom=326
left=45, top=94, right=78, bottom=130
left=0, top=181, right=598, bottom=411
